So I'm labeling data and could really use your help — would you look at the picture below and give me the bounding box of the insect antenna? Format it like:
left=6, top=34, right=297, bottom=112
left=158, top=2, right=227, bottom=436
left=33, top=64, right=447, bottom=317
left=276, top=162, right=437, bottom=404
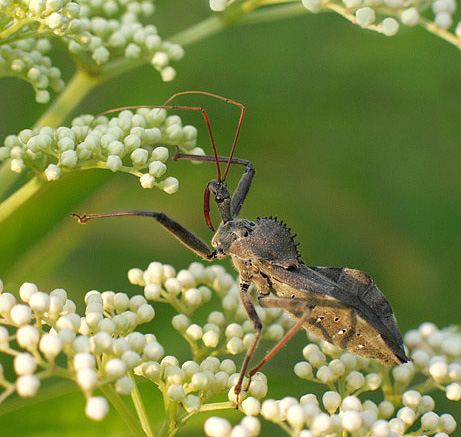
left=165, top=92, right=246, bottom=231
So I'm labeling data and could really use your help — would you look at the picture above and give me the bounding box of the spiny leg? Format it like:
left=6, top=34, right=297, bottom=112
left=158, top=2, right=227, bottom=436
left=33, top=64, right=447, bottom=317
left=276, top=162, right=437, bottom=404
left=234, top=281, right=263, bottom=404
left=244, top=296, right=313, bottom=389
left=71, top=211, right=215, bottom=260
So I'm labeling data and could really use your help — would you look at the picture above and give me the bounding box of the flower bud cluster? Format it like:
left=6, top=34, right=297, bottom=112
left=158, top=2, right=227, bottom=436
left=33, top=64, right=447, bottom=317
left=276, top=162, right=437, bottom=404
left=0, top=39, right=64, bottom=104
left=1, top=108, right=203, bottom=192
left=301, top=0, right=460, bottom=42
left=0, top=0, right=182, bottom=87
left=404, top=323, right=461, bottom=402
left=0, top=280, right=160, bottom=421
left=129, top=261, right=294, bottom=359
left=68, top=0, right=184, bottom=80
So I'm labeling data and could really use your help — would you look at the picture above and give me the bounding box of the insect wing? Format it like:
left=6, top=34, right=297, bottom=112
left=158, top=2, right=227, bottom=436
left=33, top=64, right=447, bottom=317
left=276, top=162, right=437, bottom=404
left=261, top=262, right=408, bottom=365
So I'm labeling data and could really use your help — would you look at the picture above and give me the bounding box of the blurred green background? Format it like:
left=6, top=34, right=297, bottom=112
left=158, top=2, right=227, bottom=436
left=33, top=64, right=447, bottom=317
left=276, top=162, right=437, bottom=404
left=1, top=0, right=461, bottom=435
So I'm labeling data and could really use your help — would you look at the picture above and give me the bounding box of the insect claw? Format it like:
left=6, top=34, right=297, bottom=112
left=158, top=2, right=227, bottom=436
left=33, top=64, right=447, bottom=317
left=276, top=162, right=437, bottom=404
left=172, top=145, right=181, bottom=160
left=70, top=213, right=87, bottom=224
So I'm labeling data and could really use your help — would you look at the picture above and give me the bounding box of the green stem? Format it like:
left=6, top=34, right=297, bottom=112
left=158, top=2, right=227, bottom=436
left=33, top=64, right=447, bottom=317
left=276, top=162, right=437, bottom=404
left=129, top=372, right=155, bottom=437
left=0, top=18, right=35, bottom=39
left=100, top=384, right=147, bottom=437
left=0, top=176, right=44, bottom=224
left=169, top=16, right=225, bottom=46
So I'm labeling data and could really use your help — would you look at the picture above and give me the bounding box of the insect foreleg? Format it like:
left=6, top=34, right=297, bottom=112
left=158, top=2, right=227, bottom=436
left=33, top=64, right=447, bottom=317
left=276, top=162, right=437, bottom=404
left=245, top=295, right=313, bottom=386
left=234, top=281, right=263, bottom=402
left=72, top=211, right=215, bottom=260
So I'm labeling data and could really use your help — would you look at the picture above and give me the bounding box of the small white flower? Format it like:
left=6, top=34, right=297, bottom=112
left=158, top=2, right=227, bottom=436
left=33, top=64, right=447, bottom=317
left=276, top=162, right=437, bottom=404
left=10, top=304, right=32, bottom=326
left=203, top=330, right=220, bottom=348
left=342, top=410, right=362, bottom=432
left=74, top=352, right=96, bottom=370
left=14, top=353, right=38, bottom=375
left=183, top=394, right=201, bottom=413
left=105, top=358, right=127, bottom=380
left=227, top=337, right=243, bottom=355
left=286, top=404, right=305, bottom=429
left=322, top=391, right=341, bottom=414
left=39, top=334, right=63, bottom=360
left=77, top=368, right=98, bottom=392
left=167, top=384, right=185, bottom=402
left=401, top=7, right=419, bottom=26
left=381, top=17, right=399, bottom=36
left=172, top=314, right=190, bottom=331
left=446, top=382, right=461, bottom=401
left=158, top=176, right=179, bottom=194
left=342, top=396, right=362, bottom=412
left=204, top=417, right=232, bottom=437
left=16, top=374, right=40, bottom=397
left=241, top=397, right=261, bottom=416
left=421, top=411, right=440, bottom=431
left=356, top=7, right=376, bottom=26
left=85, top=396, right=109, bottom=421
left=19, top=282, right=38, bottom=302
left=185, top=324, right=203, bottom=341
left=16, top=325, right=40, bottom=350
left=311, top=413, right=331, bottom=435
left=439, top=413, right=457, bottom=433
left=143, top=341, right=164, bottom=361
left=261, top=399, right=281, bottom=422
left=397, top=406, right=416, bottom=427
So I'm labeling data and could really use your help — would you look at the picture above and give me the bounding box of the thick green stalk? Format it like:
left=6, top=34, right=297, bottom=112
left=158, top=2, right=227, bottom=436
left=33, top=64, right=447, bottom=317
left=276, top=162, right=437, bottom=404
left=129, top=372, right=155, bottom=437
left=101, top=384, right=148, bottom=437
left=0, top=176, right=44, bottom=224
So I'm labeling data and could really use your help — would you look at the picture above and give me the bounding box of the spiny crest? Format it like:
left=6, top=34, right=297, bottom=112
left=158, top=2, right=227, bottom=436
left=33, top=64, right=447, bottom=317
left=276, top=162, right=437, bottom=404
left=255, top=216, right=302, bottom=266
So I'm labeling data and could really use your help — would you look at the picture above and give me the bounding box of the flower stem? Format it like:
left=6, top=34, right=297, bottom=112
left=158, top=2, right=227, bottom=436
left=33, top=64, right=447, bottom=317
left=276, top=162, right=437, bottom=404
left=100, top=384, right=148, bottom=437
left=0, top=176, right=44, bottom=224
left=129, top=372, right=155, bottom=437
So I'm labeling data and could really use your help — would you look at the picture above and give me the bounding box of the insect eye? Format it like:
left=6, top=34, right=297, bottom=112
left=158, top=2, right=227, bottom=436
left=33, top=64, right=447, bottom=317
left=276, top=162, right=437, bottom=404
left=216, top=195, right=224, bottom=203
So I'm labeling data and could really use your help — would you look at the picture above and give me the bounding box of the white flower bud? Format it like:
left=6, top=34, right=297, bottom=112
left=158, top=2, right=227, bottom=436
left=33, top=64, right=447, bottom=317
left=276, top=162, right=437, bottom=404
left=429, top=361, right=448, bottom=382
left=203, top=330, right=220, bottom=348
left=446, top=382, right=461, bottom=401
left=389, top=418, right=405, bottom=434
left=240, top=417, right=260, bottom=436
left=164, top=278, right=181, bottom=296
left=371, top=419, right=391, bottom=437
left=16, top=374, right=40, bottom=397
left=105, top=358, right=127, bottom=380
left=14, top=353, right=37, bottom=375
left=209, top=0, right=226, bottom=11
left=227, top=337, right=243, bottom=355
left=294, top=361, right=313, bottom=379
left=322, top=391, right=341, bottom=414
left=402, top=390, right=421, bottom=409
left=308, top=349, right=326, bottom=368
left=106, top=155, right=122, bottom=172
left=172, top=314, right=190, bottom=331
left=401, top=7, right=419, bottom=26
left=382, top=17, right=399, bottom=36
left=184, top=288, right=202, bottom=307
left=225, top=323, right=244, bottom=339
left=191, top=372, right=210, bottom=391
left=158, top=176, right=179, bottom=194
left=85, top=396, right=109, bottom=421
left=114, top=293, right=130, bottom=312
left=378, top=400, right=394, bottom=418
left=74, top=352, right=96, bottom=370
left=440, top=413, right=457, bottom=433
left=397, top=406, right=416, bottom=427
left=342, top=411, right=362, bottom=432
left=19, top=283, right=38, bottom=303
left=435, top=12, right=452, bottom=29
left=261, top=399, right=281, bottom=422
left=29, top=292, right=50, bottom=313
left=241, top=397, right=260, bottom=416
left=356, top=7, right=375, bottom=26
left=61, top=150, right=78, bottom=168
left=149, top=146, right=168, bottom=163
left=311, top=413, right=331, bottom=434
left=421, top=412, right=439, bottom=431
left=220, top=359, right=236, bottom=375
left=342, top=396, right=362, bottom=412
left=161, top=67, right=176, bottom=82
left=137, top=304, right=155, bottom=323
left=116, top=375, right=135, bottom=395
left=346, top=370, right=365, bottom=391
left=10, top=304, right=32, bottom=326
left=77, top=368, right=98, bottom=392
left=317, top=365, right=335, bottom=383
left=122, top=350, right=142, bottom=369
left=167, top=384, right=185, bottom=402
left=151, top=51, right=169, bottom=68
left=0, top=293, right=16, bottom=317
left=248, top=379, right=267, bottom=399
left=143, top=341, right=164, bottom=361
left=186, top=324, right=203, bottom=341
left=17, top=325, right=40, bottom=351
left=140, top=173, right=155, bottom=188
left=204, top=417, right=232, bottom=437
left=183, top=394, right=201, bottom=413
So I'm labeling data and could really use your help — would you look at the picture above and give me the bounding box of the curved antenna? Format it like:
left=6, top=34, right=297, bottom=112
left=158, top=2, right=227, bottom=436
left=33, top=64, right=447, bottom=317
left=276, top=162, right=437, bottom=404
left=164, top=91, right=246, bottom=182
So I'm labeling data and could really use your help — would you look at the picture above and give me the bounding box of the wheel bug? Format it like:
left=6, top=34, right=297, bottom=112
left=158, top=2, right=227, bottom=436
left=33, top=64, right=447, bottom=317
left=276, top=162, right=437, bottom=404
left=73, top=91, right=409, bottom=402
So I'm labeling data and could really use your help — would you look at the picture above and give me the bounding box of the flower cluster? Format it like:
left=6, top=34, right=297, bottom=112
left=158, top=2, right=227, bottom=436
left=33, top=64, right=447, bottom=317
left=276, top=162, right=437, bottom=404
left=0, top=108, right=203, bottom=192
left=0, top=39, right=65, bottom=103
left=0, top=263, right=459, bottom=435
left=301, top=0, right=460, bottom=40
left=0, top=0, right=183, bottom=103
left=204, top=322, right=460, bottom=437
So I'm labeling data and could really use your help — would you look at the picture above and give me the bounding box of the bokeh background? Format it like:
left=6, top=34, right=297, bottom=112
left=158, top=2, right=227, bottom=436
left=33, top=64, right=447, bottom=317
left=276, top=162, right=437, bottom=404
left=1, top=0, right=460, bottom=434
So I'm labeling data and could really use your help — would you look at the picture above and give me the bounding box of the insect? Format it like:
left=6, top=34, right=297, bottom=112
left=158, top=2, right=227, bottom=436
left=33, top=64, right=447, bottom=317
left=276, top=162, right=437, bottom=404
left=73, top=91, right=409, bottom=400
